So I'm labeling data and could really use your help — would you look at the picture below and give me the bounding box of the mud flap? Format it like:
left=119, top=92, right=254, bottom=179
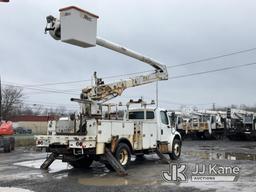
left=40, top=152, right=59, bottom=170
left=155, top=149, right=170, bottom=164
left=104, top=148, right=128, bottom=176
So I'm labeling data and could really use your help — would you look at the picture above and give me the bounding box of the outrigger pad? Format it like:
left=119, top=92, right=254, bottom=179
left=40, top=153, right=59, bottom=170
left=155, top=149, right=170, bottom=164
left=104, top=148, right=128, bottom=176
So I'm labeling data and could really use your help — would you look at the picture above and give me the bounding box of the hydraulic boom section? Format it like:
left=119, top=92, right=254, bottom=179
left=82, top=69, right=167, bottom=102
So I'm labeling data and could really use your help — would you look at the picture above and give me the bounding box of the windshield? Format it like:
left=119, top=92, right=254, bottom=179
left=244, top=115, right=253, bottom=124
left=200, top=115, right=210, bottom=122
left=160, top=111, right=169, bottom=125
left=129, top=111, right=154, bottom=120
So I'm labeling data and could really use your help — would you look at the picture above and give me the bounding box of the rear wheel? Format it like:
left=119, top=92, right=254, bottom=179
left=69, top=155, right=93, bottom=169
left=4, top=143, right=11, bottom=153
left=105, top=143, right=131, bottom=170
left=11, top=143, right=15, bottom=151
left=169, top=139, right=181, bottom=160
left=115, top=143, right=131, bottom=168
left=10, top=138, right=15, bottom=151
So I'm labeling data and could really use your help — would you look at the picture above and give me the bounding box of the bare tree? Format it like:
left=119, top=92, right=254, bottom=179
left=21, top=106, right=34, bottom=115
left=1, top=85, right=24, bottom=120
left=31, top=104, right=43, bottom=115
left=55, top=105, right=67, bottom=115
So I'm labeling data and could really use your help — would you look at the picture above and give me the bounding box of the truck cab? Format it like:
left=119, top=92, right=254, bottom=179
left=127, top=108, right=181, bottom=155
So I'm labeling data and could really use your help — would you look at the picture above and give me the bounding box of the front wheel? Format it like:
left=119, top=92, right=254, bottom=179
left=169, top=139, right=181, bottom=160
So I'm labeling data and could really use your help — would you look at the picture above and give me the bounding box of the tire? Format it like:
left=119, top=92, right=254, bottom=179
left=69, top=155, right=93, bottom=169
left=3, top=143, right=11, bottom=153
left=135, top=154, right=145, bottom=161
left=11, top=143, right=15, bottom=151
left=114, top=143, right=131, bottom=168
left=203, top=131, right=212, bottom=140
left=10, top=138, right=15, bottom=151
left=196, top=132, right=205, bottom=140
left=169, top=139, right=181, bottom=160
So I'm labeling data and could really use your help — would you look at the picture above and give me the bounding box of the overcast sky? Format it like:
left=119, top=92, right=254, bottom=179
left=1, top=0, right=256, bottom=112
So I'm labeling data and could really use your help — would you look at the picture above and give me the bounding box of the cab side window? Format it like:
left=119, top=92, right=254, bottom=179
left=160, top=111, right=169, bottom=125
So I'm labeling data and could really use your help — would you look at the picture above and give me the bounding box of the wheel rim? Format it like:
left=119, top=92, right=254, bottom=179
left=119, top=148, right=129, bottom=165
left=174, top=143, right=180, bottom=156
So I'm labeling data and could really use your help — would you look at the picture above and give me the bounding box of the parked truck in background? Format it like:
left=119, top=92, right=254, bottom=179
left=226, top=108, right=256, bottom=140
left=0, top=121, right=15, bottom=153
left=168, top=110, right=226, bottom=140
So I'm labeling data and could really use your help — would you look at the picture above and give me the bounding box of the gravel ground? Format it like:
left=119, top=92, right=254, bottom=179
left=0, top=140, right=255, bottom=192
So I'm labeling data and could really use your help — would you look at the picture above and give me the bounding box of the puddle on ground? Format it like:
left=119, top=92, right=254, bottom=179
left=199, top=145, right=219, bottom=150
left=0, top=187, right=34, bottom=192
left=14, top=159, right=72, bottom=173
left=78, top=177, right=159, bottom=186
left=225, top=152, right=256, bottom=161
left=183, top=151, right=256, bottom=161
left=0, top=172, right=42, bottom=181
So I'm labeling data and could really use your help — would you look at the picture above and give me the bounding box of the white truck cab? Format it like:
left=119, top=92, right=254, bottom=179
left=127, top=108, right=181, bottom=155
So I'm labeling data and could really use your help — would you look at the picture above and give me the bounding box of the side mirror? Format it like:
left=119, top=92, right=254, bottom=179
left=170, top=112, right=176, bottom=126
left=70, top=114, right=75, bottom=121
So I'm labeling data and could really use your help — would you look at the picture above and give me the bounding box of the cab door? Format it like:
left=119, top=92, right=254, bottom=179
left=159, top=110, right=171, bottom=142
left=208, top=115, right=216, bottom=134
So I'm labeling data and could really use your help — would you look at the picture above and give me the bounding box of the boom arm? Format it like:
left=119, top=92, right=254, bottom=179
left=96, top=38, right=167, bottom=72
left=45, top=7, right=168, bottom=103
left=83, top=69, right=167, bottom=102
left=82, top=37, right=168, bottom=102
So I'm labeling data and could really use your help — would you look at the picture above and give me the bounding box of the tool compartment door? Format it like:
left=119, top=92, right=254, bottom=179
left=133, top=121, right=143, bottom=150
left=142, top=122, right=157, bottom=149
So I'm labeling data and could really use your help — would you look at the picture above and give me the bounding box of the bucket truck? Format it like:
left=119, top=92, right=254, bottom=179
left=36, top=6, right=182, bottom=176
left=168, top=110, right=226, bottom=140
left=226, top=108, right=256, bottom=140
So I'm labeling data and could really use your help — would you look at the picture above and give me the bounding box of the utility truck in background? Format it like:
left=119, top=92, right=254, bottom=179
left=226, top=108, right=256, bottom=140
left=187, top=111, right=226, bottom=139
left=168, top=110, right=226, bottom=139
left=36, top=6, right=182, bottom=175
